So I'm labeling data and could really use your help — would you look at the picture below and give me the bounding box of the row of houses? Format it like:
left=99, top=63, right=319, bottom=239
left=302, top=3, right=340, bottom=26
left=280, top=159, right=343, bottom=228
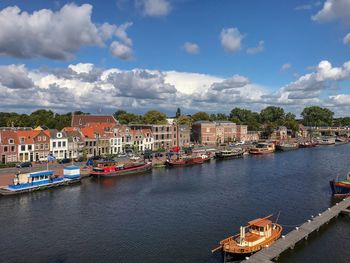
left=0, top=115, right=258, bottom=164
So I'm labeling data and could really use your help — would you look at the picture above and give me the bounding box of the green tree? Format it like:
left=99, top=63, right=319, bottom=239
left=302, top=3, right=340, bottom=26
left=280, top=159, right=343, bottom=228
left=284, top=112, right=299, bottom=132
left=301, top=106, right=334, bottom=127
left=191, top=111, right=210, bottom=122
left=260, top=106, right=285, bottom=125
left=229, top=108, right=260, bottom=131
left=176, top=115, right=193, bottom=126
left=142, top=110, right=167, bottom=124
left=117, top=113, right=142, bottom=125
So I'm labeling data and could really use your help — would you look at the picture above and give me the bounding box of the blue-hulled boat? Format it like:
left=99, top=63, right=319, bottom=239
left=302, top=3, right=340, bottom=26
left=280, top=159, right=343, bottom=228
left=0, top=166, right=81, bottom=196
left=330, top=172, right=350, bottom=197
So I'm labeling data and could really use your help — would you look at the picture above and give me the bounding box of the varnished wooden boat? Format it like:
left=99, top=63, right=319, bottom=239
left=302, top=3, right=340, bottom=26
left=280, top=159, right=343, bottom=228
left=249, top=143, right=275, bottom=155
left=212, top=214, right=282, bottom=257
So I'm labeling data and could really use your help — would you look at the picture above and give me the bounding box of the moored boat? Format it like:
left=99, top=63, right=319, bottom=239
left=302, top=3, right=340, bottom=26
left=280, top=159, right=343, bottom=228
left=212, top=214, right=282, bottom=259
left=0, top=166, right=81, bottom=196
left=330, top=172, right=350, bottom=197
left=90, top=161, right=152, bottom=177
left=249, top=143, right=275, bottom=155
left=276, top=142, right=299, bottom=151
left=317, top=137, right=336, bottom=145
left=215, top=148, right=244, bottom=159
left=166, top=156, right=204, bottom=167
left=298, top=141, right=317, bottom=148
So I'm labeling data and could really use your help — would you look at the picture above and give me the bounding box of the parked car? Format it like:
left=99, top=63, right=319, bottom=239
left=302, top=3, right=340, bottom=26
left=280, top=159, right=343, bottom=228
left=154, top=153, right=163, bottom=158
left=16, top=162, right=32, bottom=168
left=58, top=158, right=71, bottom=164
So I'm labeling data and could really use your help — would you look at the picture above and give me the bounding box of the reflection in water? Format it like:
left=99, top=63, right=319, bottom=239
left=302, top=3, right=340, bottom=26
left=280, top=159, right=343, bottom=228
left=0, top=144, right=350, bottom=263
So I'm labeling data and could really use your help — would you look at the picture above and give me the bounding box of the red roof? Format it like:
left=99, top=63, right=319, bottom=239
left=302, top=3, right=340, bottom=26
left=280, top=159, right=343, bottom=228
left=71, top=115, right=118, bottom=128
left=16, top=130, right=39, bottom=144
left=0, top=130, right=20, bottom=145
left=80, top=127, right=95, bottom=139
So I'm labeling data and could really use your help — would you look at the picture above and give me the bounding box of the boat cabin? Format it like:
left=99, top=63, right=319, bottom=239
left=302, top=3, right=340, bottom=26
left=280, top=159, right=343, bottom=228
left=10, top=170, right=61, bottom=189
left=239, top=217, right=273, bottom=247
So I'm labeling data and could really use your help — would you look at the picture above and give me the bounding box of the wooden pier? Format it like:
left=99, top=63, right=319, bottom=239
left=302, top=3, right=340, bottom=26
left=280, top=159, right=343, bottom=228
left=242, top=197, right=350, bottom=263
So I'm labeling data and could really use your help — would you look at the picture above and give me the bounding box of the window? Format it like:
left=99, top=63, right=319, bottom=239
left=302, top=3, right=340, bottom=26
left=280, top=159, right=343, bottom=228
left=58, top=142, right=62, bottom=147
left=40, top=144, right=44, bottom=150
left=11, top=146, right=15, bottom=152
left=35, top=144, right=39, bottom=150
left=43, top=136, right=46, bottom=141
left=9, top=139, right=14, bottom=144
left=4, top=146, right=8, bottom=152
left=53, top=142, right=56, bottom=148
left=45, top=144, right=49, bottom=149
left=21, top=145, right=25, bottom=151
left=38, top=136, right=41, bottom=141
left=20, top=137, right=25, bottom=143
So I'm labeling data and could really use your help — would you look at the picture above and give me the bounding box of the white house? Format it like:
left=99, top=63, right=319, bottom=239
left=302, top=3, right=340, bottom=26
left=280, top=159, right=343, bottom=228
left=49, top=129, right=68, bottom=160
left=110, top=129, right=123, bottom=154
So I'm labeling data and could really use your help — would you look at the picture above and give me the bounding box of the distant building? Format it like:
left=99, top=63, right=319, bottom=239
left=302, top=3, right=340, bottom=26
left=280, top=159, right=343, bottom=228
left=177, top=125, right=191, bottom=147
left=152, top=124, right=176, bottom=150
left=0, top=130, right=19, bottom=164
left=63, top=128, right=85, bottom=159
left=192, top=121, right=217, bottom=145
left=17, top=130, right=35, bottom=162
left=49, top=129, right=68, bottom=160
left=215, top=121, right=236, bottom=143
left=71, top=114, right=118, bottom=128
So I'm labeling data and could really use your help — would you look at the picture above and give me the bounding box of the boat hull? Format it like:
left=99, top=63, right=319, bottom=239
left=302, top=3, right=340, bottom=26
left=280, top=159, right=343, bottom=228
left=90, top=163, right=152, bottom=177
left=0, top=178, right=80, bottom=196
left=276, top=145, right=298, bottom=151
left=249, top=150, right=274, bottom=155
left=330, top=180, right=350, bottom=197
left=215, top=152, right=244, bottom=159
left=166, top=157, right=204, bottom=167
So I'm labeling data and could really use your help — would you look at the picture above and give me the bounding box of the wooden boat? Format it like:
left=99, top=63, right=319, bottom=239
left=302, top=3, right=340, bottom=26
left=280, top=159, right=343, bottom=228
left=90, top=162, right=152, bottom=177
left=0, top=166, right=81, bottom=196
left=335, top=136, right=349, bottom=145
left=299, top=141, right=317, bottom=148
left=215, top=148, right=244, bottom=159
left=276, top=142, right=299, bottom=151
left=330, top=172, right=350, bottom=197
left=212, top=215, right=282, bottom=258
left=249, top=143, right=275, bottom=155
left=166, top=156, right=204, bottom=167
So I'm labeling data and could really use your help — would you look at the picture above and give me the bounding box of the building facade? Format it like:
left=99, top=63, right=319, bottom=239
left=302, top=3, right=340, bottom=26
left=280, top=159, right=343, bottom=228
left=0, top=130, right=19, bottom=164
left=49, top=130, right=68, bottom=160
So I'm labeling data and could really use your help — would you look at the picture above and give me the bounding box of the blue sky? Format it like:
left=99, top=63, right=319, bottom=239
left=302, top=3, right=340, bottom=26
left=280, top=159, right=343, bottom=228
left=0, top=0, right=350, bottom=116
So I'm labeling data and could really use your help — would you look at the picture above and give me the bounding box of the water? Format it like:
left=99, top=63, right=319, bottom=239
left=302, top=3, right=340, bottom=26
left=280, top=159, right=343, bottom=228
left=0, top=145, right=350, bottom=263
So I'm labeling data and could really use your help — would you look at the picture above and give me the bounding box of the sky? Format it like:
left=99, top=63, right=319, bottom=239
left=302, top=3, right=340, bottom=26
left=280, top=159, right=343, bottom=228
left=0, top=0, right=350, bottom=117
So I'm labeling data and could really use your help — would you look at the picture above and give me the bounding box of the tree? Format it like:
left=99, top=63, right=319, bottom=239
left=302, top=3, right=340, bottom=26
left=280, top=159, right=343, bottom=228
left=113, top=110, right=127, bottom=119
left=176, top=115, right=192, bottom=126
left=301, top=106, right=334, bottom=127
left=260, top=106, right=285, bottom=125
left=117, top=113, right=142, bottom=125
left=142, top=110, right=167, bottom=124
left=230, top=107, right=260, bottom=131
left=284, top=112, right=299, bottom=132
left=191, top=112, right=210, bottom=122
left=175, top=108, right=181, bottom=118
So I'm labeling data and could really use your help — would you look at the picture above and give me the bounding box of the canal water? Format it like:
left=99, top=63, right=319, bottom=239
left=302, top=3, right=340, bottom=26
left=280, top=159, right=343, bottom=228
left=0, top=144, right=349, bottom=263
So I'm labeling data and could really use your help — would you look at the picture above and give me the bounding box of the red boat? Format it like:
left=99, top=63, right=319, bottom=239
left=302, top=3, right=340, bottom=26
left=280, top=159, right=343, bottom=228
left=166, top=156, right=204, bottom=167
left=90, top=162, right=152, bottom=177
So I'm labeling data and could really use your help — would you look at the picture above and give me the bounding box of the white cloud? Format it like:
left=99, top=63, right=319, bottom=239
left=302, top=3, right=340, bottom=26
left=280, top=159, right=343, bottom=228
left=281, top=63, right=292, bottom=71
left=312, top=0, right=350, bottom=23
left=220, top=27, right=244, bottom=53
left=110, top=41, right=133, bottom=60
left=295, top=1, right=321, bottom=11
left=68, top=63, right=94, bottom=74
left=247, top=40, right=264, bottom=55
left=182, top=42, right=200, bottom=55
left=343, top=33, right=350, bottom=45
left=0, top=64, right=34, bottom=89
left=1, top=60, right=350, bottom=116
left=211, top=75, right=250, bottom=91
left=137, top=0, right=171, bottom=17
left=164, top=71, right=222, bottom=94
left=0, top=4, right=134, bottom=60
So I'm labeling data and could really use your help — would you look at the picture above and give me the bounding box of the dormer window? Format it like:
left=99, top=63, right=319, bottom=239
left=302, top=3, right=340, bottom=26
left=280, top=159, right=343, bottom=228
left=43, top=136, right=46, bottom=141
left=8, top=139, right=14, bottom=144
left=38, top=136, right=41, bottom=141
